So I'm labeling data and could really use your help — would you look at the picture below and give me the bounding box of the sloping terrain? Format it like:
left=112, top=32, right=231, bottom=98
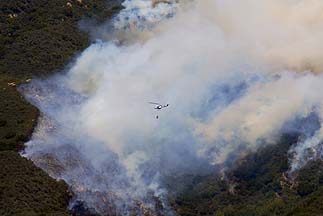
left=172, top=134, right=323, bottom=216
left=0, top=151, right=71, bottom=216
left=0, top=0, right=122, bottom=215
left=2, top=1, right=323, bottom=216
left=0, top=0, right=122, bottom=79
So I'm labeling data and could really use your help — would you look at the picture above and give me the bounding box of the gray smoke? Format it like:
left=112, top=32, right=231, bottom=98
left=20, top=0, right=323, bottom=214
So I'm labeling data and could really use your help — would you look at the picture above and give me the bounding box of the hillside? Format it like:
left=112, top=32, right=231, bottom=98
left=172, top=134, right=323, bottom=216
left=0, top=0, right=122, bottom=214
left=2, top=1, right=323, bottom=216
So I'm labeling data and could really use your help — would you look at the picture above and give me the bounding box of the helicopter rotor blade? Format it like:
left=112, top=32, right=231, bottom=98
left=148, top=102, right=160, bottom=105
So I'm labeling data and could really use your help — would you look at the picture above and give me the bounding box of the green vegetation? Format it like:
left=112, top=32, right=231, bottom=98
left=0, top=0, right=123, bottom=79
left=0, top=0, right=123, bottom=152
left=0, top=151, right=71, bottom=216
left=2, top=1, right=323, bottom=215
left=0, top=0, right=122, bottom=215
left=172, top=134, right=323, bottom=216
left=0, top=77, right=38, bottom=152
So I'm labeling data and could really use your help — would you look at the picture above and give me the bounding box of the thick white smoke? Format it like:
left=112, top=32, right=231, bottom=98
left=21, top=0, right=323, bottom=214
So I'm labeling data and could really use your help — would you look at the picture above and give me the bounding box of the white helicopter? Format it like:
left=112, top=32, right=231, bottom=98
left=148, top=102, right=169, bottom=119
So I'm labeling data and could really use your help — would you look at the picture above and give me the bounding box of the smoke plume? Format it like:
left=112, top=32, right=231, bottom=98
left=20, top=0, right=323, bottom=214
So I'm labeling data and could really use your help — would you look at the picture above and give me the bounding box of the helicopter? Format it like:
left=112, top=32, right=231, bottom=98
left=148, top=102, right=169, bottom=119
